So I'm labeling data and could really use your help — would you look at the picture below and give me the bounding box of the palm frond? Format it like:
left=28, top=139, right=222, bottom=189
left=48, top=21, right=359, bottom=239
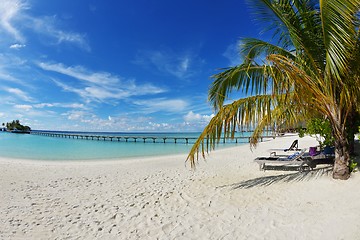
left=268, top=54, right=331, bottom=107
left=347, top=29, right=360, bottom=105
left=187, top=95, right=275, bottom=167
left=320, top=0, right=360, bottom=80
left=249, top=0, right=325, bottom=73
left=186, top=91, right=310, bottom=168
left=189, top=0, right=360, bottom=180
left=240, top=38, right=295, bottom=63
left=209, top=64, right=274, bottom=111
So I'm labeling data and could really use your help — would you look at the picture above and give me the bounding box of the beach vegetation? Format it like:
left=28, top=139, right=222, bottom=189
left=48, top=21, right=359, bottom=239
left=187, top=0, right=360, bottom=180
left=6, top=120, right=31, bottom=132
left=300, top=118, right=334, bottom=149
left=349, top=159, right=358, bottom=173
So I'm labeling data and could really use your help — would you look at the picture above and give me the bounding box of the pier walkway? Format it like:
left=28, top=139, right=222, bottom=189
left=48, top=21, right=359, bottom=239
left=31, top=131, right=275, bottom=144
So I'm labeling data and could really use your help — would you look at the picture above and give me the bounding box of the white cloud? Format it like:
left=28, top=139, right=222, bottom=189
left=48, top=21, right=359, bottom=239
left=39, top=62, right=166, bottom=102
left=0, top=71, right=20, bottom=82
left=10, top=43, right=26, bottom=49
left=0, top=0, right=27, bottom=42
left=184, top=111, right=214, bottom=123
left=31, top=16, right=90, bottom=51
left=43, top=108, right=211, bottom=132
left=0, top=0, right=89, bottom=50
left=53, top=79, right=164, bottom=103
left=14, top=104, right=32, bottom=111
left=133, top=98, right=188, bottom=113
left=0, top=53, right=31, bottom=86
left=134, top=49, right=204, bottom=79
left=34, top=102, right=85, bottom=109
left=223, top=41, right=242, bottom=66
left=5, top=87, right=34, bottom=102
left=60, top=111, right=182, bottom=132
left=33, top=103, right=55, bottom=108
left=67, top=111, right=87, bottom=121
left=64, top=111, right=124, bottom=129
left=38, top=62, right=117, bottom=85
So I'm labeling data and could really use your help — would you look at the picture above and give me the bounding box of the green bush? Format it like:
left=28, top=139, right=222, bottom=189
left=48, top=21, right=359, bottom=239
left=300, top=118, right=334, bottom=148
left=298, top=127, right=306, bottom=138
left=350, top=158, right=358, bottom=172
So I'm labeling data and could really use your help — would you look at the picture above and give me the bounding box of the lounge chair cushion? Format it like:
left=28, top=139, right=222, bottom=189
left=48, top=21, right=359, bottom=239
left=287, top=152, right=300, bottom=160
left=323, top=146, right=335, bottom=155
left=309, top=147, right=319, bottom=156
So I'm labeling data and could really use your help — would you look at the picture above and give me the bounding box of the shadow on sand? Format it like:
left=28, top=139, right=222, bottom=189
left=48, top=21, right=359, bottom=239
left=217, top=166, right=333, bottom=190
left=217, top=140, right=360, bottom=190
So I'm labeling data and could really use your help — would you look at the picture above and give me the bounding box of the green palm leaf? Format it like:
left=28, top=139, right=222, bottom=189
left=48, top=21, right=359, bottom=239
left=320, top=0, right=360, bottom=80
left=190, top=0, right=360, bottom=180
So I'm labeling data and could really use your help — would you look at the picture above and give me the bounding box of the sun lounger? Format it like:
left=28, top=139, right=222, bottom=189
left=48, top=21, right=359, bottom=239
left=302, top=147, right=335, bottom=167
left=268, top=140, right=301, bottom=155
left=254, top=149, right=311, bottom=171
left=284, top=139, right=300, bottom=152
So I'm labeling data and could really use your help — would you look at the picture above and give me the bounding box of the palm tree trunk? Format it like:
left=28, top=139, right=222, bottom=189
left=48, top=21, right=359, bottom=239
left=333, top=137, right=350, bottom=180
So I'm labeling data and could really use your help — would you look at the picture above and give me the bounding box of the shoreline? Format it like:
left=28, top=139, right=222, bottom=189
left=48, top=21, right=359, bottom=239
left=0, top=137, right=260, bottom=165
left=1, top=134, right=360, bottom=239
left=0, top=130, right=274, bottom=161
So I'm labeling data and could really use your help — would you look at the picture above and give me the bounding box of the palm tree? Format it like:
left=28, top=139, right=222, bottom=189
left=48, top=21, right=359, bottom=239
left=187, top=0, right=360, bottom=180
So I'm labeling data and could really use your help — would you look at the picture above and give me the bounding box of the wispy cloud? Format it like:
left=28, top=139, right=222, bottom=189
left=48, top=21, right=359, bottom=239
left=223, top=41, right=243, bottom=66
left=134, top=48, right=204, bottom=79
left=38, top=62, right=166, bottom=103
left=39, top=62, right=118, bottom=85
left=0, top=0, right=90, bottom=51
left=14, top=104, right=32, bottom=111
left=0, top=0, right=27, bottom=42
left=30, top=16, right=90, bottom=51
left=133, top=98, right=188, bottom=113
left=58, top=110, right=195, bottom=132
left=34, top=102, right=86, bottom=109
left=0, top=70, right=20, bottom=83
left=5, top=87, right=34, bottom=102
left=59, top=110, right=145, bottom=131
left=10, top=104, right=57, bottom=118
left=9, top=43, right=26, bottom=49
left=183, top=111, right=214, bottom=123
left=0, top=53, right=38, bottom=92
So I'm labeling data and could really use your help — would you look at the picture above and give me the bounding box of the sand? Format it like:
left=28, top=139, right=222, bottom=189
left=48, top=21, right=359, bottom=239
left=1, top=134, right=360, bottom=240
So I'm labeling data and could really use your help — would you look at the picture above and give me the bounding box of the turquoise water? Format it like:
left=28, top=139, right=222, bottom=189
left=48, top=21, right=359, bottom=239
left=0, top=131, right=252, bottom=161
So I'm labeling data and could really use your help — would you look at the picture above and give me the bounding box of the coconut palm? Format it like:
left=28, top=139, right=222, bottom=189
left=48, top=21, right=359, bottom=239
left=187, top=0, right=360, bottom=180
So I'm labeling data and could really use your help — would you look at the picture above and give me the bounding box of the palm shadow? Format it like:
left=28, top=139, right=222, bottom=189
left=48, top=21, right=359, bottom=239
left=218, top=166, right=333, bottom=190
left=219, top=140, right=359, bottom=190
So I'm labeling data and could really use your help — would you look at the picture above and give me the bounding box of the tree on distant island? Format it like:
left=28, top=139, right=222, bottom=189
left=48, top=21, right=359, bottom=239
left=6, top=120, right=31, bottom=132
left=188, top=0, right=360, bottom=180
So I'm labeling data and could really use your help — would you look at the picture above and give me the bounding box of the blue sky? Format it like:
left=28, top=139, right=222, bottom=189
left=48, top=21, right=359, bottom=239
left=0, top=0, right=260, bottom=132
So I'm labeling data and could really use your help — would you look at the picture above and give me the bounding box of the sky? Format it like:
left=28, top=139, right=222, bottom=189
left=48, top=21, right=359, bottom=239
left=0, top=0, right=261, bottom=132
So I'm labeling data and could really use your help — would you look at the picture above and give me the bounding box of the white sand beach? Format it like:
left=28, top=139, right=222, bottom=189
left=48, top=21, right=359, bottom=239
left=1, top=135, right=360, bottom=240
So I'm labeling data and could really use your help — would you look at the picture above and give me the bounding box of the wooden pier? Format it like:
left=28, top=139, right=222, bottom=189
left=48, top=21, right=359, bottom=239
left=31, top=131, right=275, bottom=144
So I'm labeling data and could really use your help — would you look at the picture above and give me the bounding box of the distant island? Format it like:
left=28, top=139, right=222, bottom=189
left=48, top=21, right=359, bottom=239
left=2, top=120, right=31, bottom=134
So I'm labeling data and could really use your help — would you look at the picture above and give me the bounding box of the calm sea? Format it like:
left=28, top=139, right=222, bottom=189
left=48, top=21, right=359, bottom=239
left=0, top=131, right=252, bottom=161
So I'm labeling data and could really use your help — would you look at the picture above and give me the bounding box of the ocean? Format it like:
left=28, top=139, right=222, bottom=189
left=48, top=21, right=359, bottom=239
left=0, top=131, right=253, bottom=161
